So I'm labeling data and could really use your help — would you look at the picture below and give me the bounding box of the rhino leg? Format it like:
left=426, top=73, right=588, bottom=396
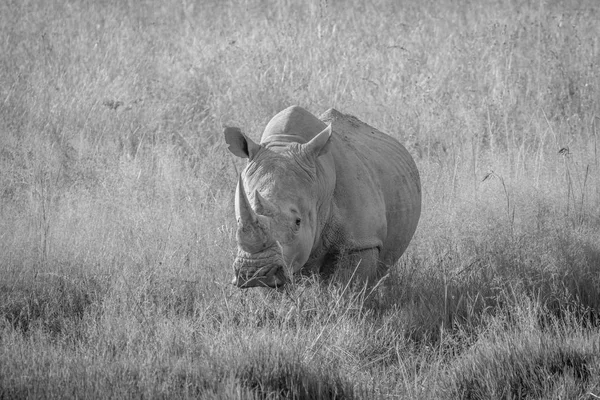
left=331, top=247, right=386, bottom=288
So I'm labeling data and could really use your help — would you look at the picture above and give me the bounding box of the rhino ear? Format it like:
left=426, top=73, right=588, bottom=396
left=224, top=127, right=261, bottom=160
left=303, top=124, right=332, bottom=158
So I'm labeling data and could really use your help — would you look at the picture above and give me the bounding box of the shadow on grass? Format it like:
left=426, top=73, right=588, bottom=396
left=231, top=346, right=358, bottom=400
left=445, top=329, right=598, bottom=400
left=140, top=277, right=209, bottom=318
left=0, top=273, right=103, bottom=338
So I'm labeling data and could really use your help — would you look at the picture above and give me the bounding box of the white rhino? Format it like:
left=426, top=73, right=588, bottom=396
left=224, top=106, right=421, bottom=288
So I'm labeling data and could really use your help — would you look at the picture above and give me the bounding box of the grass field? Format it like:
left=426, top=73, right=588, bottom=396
left=1, top=0, right=600, bottom=398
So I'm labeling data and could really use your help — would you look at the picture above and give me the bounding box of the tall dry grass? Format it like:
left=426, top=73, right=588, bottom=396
left=1, top=0, right=600, bottom=398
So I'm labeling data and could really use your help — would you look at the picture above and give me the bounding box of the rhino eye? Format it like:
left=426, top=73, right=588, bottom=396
left=295, top=218, right=301, bottom=227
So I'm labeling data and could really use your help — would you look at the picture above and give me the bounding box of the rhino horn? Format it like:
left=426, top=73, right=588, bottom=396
left=235, top=177, right=275, bottom=253
left=253, top=190, right=277, bottom=215
left=235, top=175, right=257, bottom=226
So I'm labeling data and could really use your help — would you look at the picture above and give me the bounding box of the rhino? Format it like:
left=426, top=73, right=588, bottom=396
left=224, top=106, right=421, bottom=288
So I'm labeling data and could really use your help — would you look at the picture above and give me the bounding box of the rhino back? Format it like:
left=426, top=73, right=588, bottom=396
left=320, top=109, right=421, bottom=264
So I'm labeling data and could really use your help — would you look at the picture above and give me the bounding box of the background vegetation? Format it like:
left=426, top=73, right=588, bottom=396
left=1, top=0, right=599, bottom=398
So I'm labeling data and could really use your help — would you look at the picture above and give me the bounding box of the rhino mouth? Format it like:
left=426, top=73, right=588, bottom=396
left=232, top=264, right=287, bottom=288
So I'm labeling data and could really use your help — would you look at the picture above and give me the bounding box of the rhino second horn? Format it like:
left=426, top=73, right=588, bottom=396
left=235, top=176, right=257, bottom=225
left=253, top=190, right=277, bottom=215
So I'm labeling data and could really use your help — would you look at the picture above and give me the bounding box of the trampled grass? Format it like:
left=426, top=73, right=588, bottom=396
left=1, top=0, right=600, bottom=398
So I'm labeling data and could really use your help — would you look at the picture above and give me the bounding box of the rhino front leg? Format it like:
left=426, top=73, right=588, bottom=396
left=333, top=247, right=386, bottom=288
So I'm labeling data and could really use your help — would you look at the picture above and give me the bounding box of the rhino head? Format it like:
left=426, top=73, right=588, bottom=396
left=224, top=123, right=332, bottom=288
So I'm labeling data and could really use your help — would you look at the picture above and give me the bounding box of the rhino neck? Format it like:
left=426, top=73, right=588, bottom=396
left=261, top=135, right=309, bottom=149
